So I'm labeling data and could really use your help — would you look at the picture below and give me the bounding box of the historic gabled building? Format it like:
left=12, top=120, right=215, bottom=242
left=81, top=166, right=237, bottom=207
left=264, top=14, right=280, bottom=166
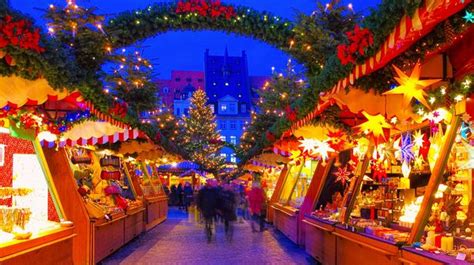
left=156, top=48, right=269, bottom=163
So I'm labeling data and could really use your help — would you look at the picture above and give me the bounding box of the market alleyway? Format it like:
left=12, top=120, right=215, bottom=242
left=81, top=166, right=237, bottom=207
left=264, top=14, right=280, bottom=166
left=101, top=208, right=314, bottom=265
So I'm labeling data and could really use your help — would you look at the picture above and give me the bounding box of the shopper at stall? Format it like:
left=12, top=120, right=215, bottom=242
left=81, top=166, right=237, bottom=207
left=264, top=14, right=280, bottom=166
left=218, top=183, right=238, bottom=241
left=177, top=183, right=184, bottom=210
left=247, top=181, right=267, bottom=232
left=170, top=184, right=178, bottom=206
left=197, top=180, right=219, bottom=243
left=183, top=182, right=194, bottom=213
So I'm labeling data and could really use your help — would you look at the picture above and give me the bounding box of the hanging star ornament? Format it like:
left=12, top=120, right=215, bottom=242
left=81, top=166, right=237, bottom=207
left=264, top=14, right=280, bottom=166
left=464, top=11, right=474, bottom=23
left=299, top=138, right=318, bottom=154
left=334, top=166, right=351, bottom=186
left=314, top=140, right=335, bottom=161
left=400, top=133, right=415, bottom=164
left=413, top=130, right=425, bottom=149
left=355, top=111, right=392, bottom=144
left=383, top=63, right=441, bottom=109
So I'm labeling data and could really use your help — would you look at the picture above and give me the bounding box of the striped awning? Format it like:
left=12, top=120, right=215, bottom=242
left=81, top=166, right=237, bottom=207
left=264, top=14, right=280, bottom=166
left=0, top=75, right=83, bottom=108
left=327, top=0, right=471, bottom=96
left=39, top=126, right=141, bottom=148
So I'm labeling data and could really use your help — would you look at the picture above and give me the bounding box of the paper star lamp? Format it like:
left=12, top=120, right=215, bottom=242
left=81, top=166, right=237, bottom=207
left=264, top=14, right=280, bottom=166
left=355, top=111, right=392, bottom=144
left=334, top=166, right=351, bottom=186
left=400, top=133, right=415, bottom=164
left=299, top=138, right=318, bottom=154
left=413, top=130, right=425, bottom=149
left=313, top=140, right=335, bottom=161
left=464, top=11, right=474, bottom=23
left=383, top=63, right=441, bottom=109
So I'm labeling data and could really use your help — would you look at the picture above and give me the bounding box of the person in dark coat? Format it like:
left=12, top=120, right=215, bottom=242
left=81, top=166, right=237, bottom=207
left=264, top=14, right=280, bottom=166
left=218, top=183, right=237, bottom=241
left=183, top=182, right=194, bottom=213
left=197, top=180, right=219, bottom=243
left=177, top=183, right=184, bottom=209
left=170, top=184, right=177, bottom=206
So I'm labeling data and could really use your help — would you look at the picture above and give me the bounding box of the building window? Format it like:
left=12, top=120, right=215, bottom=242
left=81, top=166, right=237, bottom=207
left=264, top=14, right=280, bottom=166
left=220, top=153, right=227, bottom=159
left=186, top=78, right=192, bottom=82
left=175, top=78, right=181, bottom=82
left=241, top=104, right=247, bottom=113
left=176, top=108, right=180, bottom=116
left=229, top=103, right=236, bottom=113
left=184, top=109, right=189, bottom=116
left=220, top=136, right=226, bottom=142
left=240, top=121, right=245, bottom=129
left=230, top=136, right=237, bottom=144
left=210, top=105, right=214, bottom=113
left=230, top=120, right=237, bottom=130
left=220, top=104, right=227, bottom=112
left=220, top=121, right=226, bottom=130
left=230, top=153, right=236, bottom=163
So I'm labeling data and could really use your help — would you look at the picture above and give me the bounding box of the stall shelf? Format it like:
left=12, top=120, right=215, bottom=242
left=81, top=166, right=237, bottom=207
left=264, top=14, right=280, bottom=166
left=272, top=158, right=331, bottom=245
left=144, top=163, right=168, bottom=230
left=42, top=144, right=145, bottom=264
left=0, top=123, right=75, bottom=265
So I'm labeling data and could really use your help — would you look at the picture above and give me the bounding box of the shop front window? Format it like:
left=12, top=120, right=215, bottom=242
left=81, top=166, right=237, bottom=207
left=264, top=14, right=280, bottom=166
left=0, top=131, right=63, bottom=244
left=288, top=159, right=318, bottom=208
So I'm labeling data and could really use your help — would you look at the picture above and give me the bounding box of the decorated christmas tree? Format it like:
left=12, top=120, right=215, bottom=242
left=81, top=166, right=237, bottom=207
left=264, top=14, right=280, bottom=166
left=182, top=89, right=225, bottom=172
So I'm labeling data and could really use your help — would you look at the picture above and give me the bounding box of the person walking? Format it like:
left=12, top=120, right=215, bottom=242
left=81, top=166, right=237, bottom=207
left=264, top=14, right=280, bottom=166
left=218, top=183, right=237, bottom=241
left=197, top=180, right=219, bottom=243
left=183, top=182, right=194, bottom=213
left=247, top=181, right=266, bottom=232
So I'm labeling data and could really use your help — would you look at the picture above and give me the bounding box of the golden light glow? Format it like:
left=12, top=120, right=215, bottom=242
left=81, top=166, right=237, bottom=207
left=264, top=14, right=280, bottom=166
left=383, top=63, right=440, bottom=109
left=355, top=111, right=392, bottom=142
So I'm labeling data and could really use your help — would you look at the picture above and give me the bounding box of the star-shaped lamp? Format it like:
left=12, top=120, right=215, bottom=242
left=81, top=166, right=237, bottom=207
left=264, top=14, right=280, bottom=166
left=383, top=63, right=441, bottom=109
left=464, top=11, right=474, bottom=23
left=355, top=111, right=392, bottom=145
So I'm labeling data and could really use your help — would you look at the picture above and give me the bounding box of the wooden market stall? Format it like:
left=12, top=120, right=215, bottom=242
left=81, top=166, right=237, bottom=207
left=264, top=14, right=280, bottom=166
left=0, top=77, right=78, bottom=265
left=292, top=5, right=474, bottom=264
left=41, top=122, right=146, bottom=264
left=141, top=162, right=168, bottom=230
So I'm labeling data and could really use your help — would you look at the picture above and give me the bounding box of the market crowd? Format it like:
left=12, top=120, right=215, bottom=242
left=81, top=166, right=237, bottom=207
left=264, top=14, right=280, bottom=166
left=165, top=175, right=268, bottom=242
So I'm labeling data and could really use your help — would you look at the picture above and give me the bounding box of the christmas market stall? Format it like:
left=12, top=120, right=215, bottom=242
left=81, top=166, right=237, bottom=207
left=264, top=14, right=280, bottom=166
left=119, top=141, right=182, bottom=231
left=39, top=116, right=148, bottom=264
left=269, top=125, right=338, bottom=245
left=288, top=1, right=474, bottom=264
left=0, top=81, right=80, bottom=265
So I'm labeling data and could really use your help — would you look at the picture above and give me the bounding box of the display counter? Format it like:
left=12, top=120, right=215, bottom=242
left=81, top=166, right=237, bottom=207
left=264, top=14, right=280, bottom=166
left=126, top=162, right=168, bottom=231
left=303, top=215, right=337, bottom=265
left=267, top=165, right=288, bottom=223
left=272, top=159, right=326, bottom=244
left=0, top=127, right=75, bottom=264
left=42, top=147, right=145, bottom=264
left=333, top=224, right=400, bottom=265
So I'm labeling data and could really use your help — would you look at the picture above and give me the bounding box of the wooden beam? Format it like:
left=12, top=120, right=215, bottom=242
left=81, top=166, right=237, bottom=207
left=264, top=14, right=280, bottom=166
left=408, top=115, right=462, bottom=243
left=341, top=145, right=374, bottom=223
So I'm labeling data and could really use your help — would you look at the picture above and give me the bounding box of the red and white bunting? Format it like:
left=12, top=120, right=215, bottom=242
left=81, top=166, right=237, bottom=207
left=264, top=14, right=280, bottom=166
left=83, top=101, right=130, bottom=129
left=40, top=128, right=141, bottom=148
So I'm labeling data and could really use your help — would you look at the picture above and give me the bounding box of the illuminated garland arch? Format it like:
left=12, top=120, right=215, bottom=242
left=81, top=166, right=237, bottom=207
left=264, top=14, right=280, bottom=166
left=104, top=2, right=312, bottom=68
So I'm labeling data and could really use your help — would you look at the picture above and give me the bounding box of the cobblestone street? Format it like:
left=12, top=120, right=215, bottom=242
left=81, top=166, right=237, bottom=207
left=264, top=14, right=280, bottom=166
left=101, top=208, right=313, bottom=265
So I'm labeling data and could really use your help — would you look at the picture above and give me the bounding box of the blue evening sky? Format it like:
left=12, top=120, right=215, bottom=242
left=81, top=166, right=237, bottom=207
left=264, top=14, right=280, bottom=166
left=11, top=0, right=380, bottom=79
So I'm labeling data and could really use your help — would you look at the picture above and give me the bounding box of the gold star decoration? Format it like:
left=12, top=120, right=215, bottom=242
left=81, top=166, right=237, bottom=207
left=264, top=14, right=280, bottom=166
left=355, top=111, right=392, bottom=144
left=299, top=138, right=318, bottom=154
left=413, top=130, right=425, bottom=149
left=313, top=140, right=335, bottom=161
left=383, top=63, right=441, bottom=109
